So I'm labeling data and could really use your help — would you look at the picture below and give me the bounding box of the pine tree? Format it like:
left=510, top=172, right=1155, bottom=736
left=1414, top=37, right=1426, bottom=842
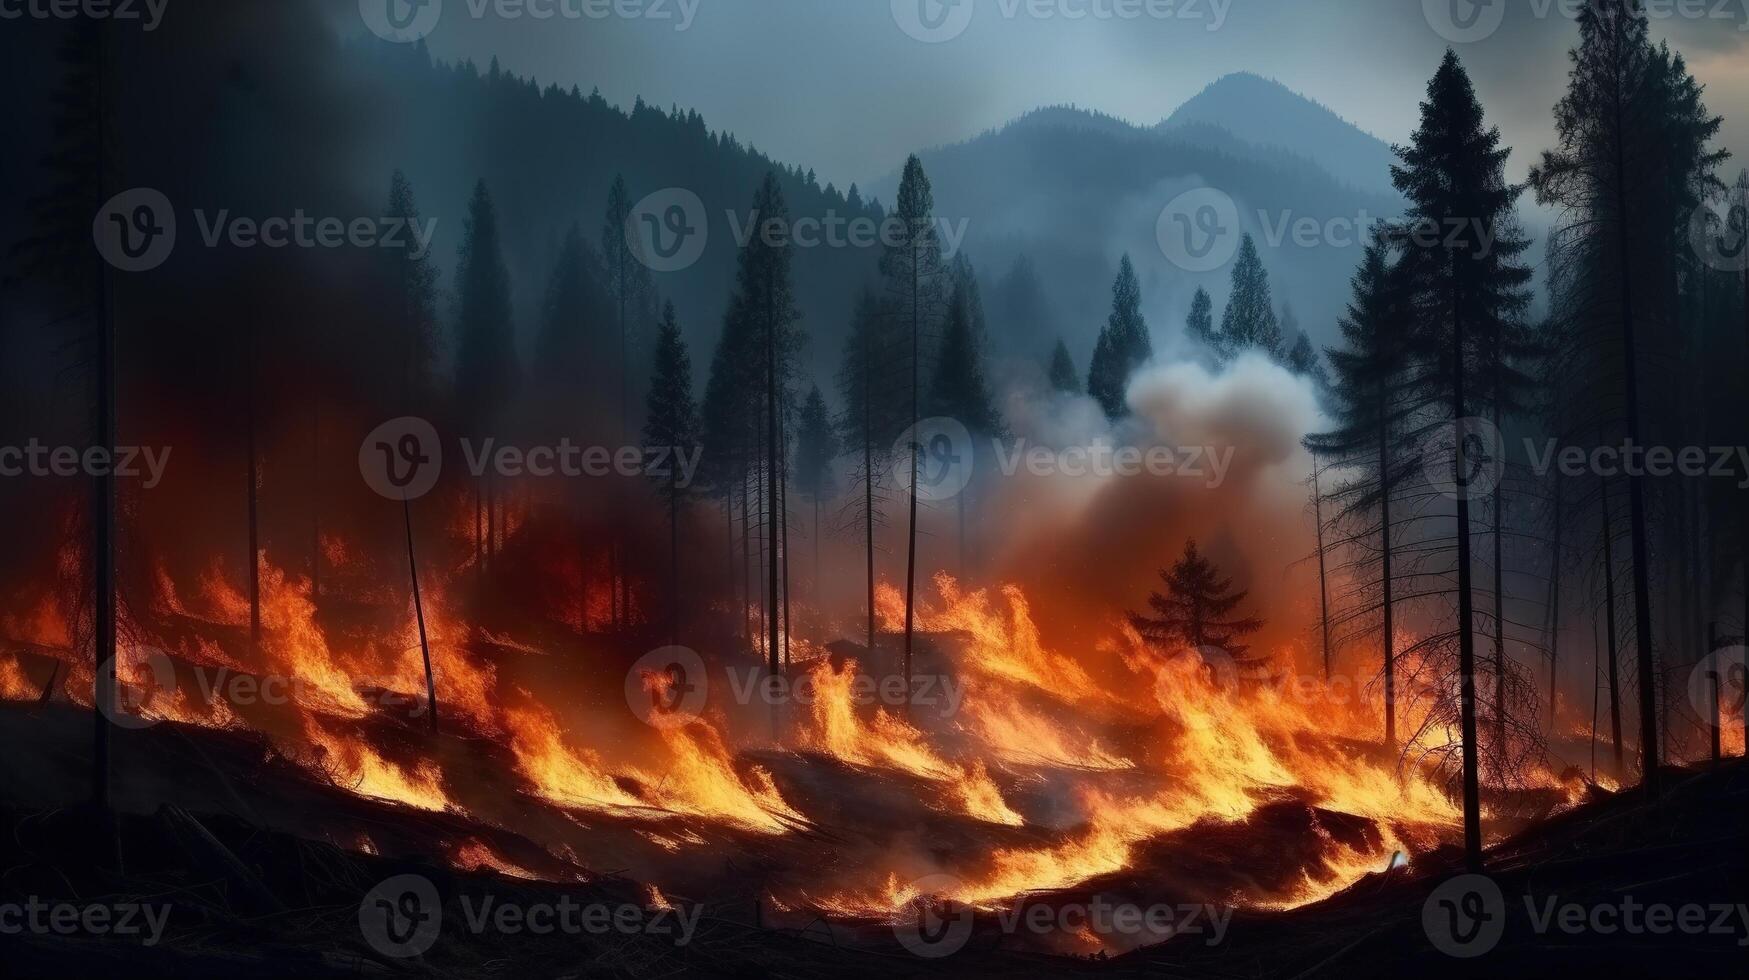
left=386, top=171, right=440, bottom=733
left=1129, top=540, right=1267, bottom=674
left=701, top=302, right=759, bottom=649
left=453, top=179, right=520, bottom=578
left=1529, top=0, right=1725, bottom=797
left=882, top=156, right=947, bottom=693
left=601, top=175, right=654, bottom=628
left=1185, top=287, right=1222, bottom=361
left=644, top=302, right=699, bottom=643
left=1047, top=338, right=1080, bottom=394
left=1394, top=50, right=1533, bottom=870
left=931, top=270, right=1004, bottom=434
left=732, top=172, right=803, bottom=703
left=931, top=262, right=1004, bottom=574
left=1087, top=255, right=1152, bottom=419
left=1307, top=230, right=1419, bottom=750
left=794, top=385, right=839, bottom=595
left=535, top=222, right=603, bottom=391
left=1219, top=234, right=1282, bottom=358
left=837, top=289, right=900, bottom=657
left=386, top=170, right=440, bottom=399
left=602, top=174, right=654, bottom=436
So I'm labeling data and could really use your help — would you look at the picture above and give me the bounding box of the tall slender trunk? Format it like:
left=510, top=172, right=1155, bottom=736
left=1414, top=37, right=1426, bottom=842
left=405, top=498, right=436, bottom=734
left=1707, top=623, right=1722, bottom=763
left=863, top=338, right=876, bottom=658
left=311, top=402, right=321, bottom=598
left=779, top=392, right=792, bottom=669
left=1312, top=452, right=1332, bottom=681
left=766, top=280, right=781, bottom=736
left=957, top=491, right=968, bottom=581
left=1602, top=473, right=1624, bottom=772
left=1453, top=287, right=1484, bottom=873
left=90, top=23, right=116, bottom=813
left=903, top=257, right=920, bottom=701
left=1491, top=397, right=1507, bottom=764
left=722, top=494, right=734, bottom=635
left=1610, top=59, right=1660, bottom=796
left=1742, top=262, right=1749, bottom=750
left=1546, top=475, right=1564, bottom=727
left=740, top=476, right=752, bottom=650
left=668, top=489, right=680, bottom=646
left=246, top=324, right=260, bottom=664
left=1378, top=398, right=1396, bottom=753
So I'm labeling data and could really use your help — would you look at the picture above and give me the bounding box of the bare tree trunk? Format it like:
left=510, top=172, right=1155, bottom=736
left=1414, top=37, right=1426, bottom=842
left=1379, top=409, right=1396, bottom=754
left=91, top=23, right=116, bottom=814
left=311, top=402, right=321, bottom=599
left=1546, top=474, right=1564, bottom=729
left=903, top=260, right=920, bottom=706
left=247, top=323, right=261, bottom=665
left=1312, top=452, right=1332, bottom=681
left=405, top=498, right=436, bottom=734
left=1612, top=83, right=1660, bottom=797
left=1492, top=441, right=1507, bottom=764
left=779, top=388, right=792, bottom=669
left=1602, top=473, right=1624, bottom=773
left=1452, top=288, right=1484, bottom=873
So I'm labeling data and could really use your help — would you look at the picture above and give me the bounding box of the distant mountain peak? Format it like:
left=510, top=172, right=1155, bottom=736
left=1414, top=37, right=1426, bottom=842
left=1161, top=73, right=1398, bottom=196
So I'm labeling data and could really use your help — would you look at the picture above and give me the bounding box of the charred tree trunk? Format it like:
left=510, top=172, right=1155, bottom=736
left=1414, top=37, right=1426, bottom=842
left=1602, top=473, right=1624, bottom=773
left=246, top=324, right=261, bottom=665
left=405, top=498, right=436, bottom=734
left=1491, top=403, right=1507, bottom=765
left=1378, top=404, right=1397, bottom=754
left=1453, top=293, right=1484, bottom=873
left=1312, top=453, right=1332, bottom=681
left=1546, top=474, right=1564, bottom=728
left=1612, top=95, right=1660, bottom=797
left=766, top=277, right=781, bottom=737
left=903, top=260, right=920, bottom=704
left=90, top=23, right=117, bottom=815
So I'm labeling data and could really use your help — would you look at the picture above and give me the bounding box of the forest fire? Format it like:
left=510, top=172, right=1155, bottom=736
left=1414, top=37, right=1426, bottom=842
left=0, top=521, right=1504, bottom=947
left=5, top=3, right=1748, bottom=975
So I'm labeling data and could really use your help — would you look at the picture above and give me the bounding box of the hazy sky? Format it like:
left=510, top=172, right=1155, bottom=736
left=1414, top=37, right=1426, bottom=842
left=350, top=0, right=1749, bottom=190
